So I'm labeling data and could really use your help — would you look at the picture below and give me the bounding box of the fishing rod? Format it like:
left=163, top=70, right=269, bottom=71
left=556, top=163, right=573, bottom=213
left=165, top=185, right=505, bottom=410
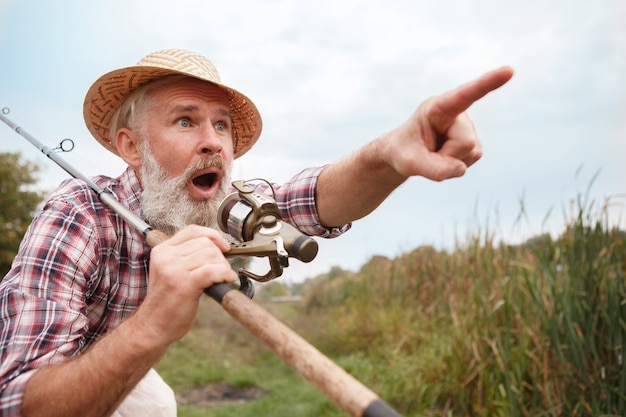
left=1, top=108, right=403, bottom=417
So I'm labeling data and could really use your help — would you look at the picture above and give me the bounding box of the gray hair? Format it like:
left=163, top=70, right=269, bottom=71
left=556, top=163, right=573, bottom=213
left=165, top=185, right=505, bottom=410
left=109, top=74, right=191, bottom=140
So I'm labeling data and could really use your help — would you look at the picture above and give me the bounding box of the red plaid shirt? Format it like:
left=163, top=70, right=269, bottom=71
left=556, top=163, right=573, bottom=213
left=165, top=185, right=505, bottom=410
left=0, top=165, right=349, bottom=416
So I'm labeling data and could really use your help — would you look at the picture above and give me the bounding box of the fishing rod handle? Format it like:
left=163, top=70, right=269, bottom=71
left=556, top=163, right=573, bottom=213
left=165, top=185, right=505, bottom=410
left=145, top=229, right=170, bottom=247
left=131, top=213, right=403, bottom=415
left=205, top=285, right=403, bottom=417
left=146, top=230, right=402, bottom=416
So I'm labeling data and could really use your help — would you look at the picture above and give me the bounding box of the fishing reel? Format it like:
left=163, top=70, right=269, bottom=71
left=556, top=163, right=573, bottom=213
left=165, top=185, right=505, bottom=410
left=218, top=180, right=318, bottom=296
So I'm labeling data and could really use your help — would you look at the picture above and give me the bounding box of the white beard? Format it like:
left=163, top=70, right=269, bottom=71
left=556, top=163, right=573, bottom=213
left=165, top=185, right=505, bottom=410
left=138, top=141, right=232, bottom=237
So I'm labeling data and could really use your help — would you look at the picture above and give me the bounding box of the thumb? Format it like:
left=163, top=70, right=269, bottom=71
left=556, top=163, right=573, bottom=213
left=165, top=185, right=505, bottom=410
left=418, top=153, right=468, bottom=181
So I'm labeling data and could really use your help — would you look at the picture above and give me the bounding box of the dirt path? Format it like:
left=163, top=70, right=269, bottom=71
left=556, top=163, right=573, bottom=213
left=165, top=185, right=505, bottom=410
left=176, top=381, right=268, bottom=408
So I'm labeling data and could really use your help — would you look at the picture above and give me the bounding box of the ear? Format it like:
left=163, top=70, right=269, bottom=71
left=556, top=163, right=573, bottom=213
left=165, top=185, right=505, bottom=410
left=115, top=128, right=142, bottom=169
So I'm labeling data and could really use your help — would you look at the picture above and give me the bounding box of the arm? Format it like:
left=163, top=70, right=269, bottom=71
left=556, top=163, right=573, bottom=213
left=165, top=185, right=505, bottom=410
left=20, top=225, right=237, bottom=417
left=22, top=314, right=165, bottom=417
left=21, top=225, right=236, bottom=417
left=315, top=66, right=514, bottom=227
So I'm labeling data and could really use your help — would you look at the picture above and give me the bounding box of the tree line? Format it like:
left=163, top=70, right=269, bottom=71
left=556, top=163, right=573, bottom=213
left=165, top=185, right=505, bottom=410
left=0, top=152, right=44, bottom=277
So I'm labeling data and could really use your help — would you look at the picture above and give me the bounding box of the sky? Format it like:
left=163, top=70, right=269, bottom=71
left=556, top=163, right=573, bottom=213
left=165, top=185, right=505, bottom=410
left=0, top=0, right=625, bottom=284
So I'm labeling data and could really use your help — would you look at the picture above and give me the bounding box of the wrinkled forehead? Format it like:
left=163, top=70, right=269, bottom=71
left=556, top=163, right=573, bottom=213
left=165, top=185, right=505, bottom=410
left=146, top=76, right=231, bottom=106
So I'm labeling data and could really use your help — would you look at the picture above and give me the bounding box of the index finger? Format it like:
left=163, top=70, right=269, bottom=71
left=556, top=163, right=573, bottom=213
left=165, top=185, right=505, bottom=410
left=432, top=66, right=514, bottom=118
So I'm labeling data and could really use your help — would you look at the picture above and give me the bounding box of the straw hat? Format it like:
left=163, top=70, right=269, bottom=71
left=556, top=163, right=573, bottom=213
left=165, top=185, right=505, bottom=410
left=83, top=49, right=262, bottom=158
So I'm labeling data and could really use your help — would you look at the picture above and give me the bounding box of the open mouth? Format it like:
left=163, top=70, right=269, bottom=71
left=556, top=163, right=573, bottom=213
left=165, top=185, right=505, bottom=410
left=192, top=172, right=218, bottom=190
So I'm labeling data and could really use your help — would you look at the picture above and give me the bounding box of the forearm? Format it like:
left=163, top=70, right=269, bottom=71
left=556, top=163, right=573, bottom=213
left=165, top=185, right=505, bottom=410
left=22, top=313, right=166, bottom=417
left=316, top=135, right=407, bottom=227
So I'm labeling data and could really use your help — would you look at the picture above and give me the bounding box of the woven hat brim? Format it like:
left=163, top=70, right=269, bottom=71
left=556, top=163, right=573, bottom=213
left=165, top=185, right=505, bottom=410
left=83, top=66, right=262, bottom=158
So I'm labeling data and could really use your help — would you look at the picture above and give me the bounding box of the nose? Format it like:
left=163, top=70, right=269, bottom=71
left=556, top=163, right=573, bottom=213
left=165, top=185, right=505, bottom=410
left=198, top=124, right=224, bottom=155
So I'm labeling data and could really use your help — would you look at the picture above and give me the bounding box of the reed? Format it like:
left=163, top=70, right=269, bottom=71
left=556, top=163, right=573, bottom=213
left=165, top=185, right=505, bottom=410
left=302, top=192, right=626, bottom=416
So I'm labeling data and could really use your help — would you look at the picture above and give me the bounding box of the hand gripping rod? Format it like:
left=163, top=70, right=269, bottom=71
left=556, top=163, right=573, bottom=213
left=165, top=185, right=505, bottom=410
left=0, top=108, right=403, bottom=417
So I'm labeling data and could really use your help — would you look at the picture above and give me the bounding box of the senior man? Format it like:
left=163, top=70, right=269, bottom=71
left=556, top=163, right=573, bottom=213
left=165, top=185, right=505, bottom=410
left=0, top=49, right=513, bottom=416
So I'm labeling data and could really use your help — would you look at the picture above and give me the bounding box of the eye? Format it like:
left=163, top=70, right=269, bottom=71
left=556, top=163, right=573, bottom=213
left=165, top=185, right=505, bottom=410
left=215, top=121, right=227, bottom=131
left=177, top=118, right=191, bottom=128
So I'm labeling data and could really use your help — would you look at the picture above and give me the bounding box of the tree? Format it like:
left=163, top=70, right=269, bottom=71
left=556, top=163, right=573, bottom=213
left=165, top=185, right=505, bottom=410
left=0, top=152, right=44, bottom=277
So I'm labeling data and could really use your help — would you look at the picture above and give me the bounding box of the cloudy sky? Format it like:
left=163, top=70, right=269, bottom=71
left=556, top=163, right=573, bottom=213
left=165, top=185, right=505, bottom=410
left=0, top=0, right=624, bottom=283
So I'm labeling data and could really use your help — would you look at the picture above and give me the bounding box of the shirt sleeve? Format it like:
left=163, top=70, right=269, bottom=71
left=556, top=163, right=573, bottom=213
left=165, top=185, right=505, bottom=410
left=0, top=182, right=100, bottom=417
left=266, top=165, right=351, bottom=238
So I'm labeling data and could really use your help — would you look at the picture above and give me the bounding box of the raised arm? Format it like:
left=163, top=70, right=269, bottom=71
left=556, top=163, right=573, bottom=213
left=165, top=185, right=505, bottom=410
left=315, top=66, right=514, bottom=227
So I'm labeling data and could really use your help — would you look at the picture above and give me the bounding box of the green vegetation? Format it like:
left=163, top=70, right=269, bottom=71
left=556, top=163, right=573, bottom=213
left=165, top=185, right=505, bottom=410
left=159, top=190, right=626, bottom=416
left=0, top=152, right=44, bottom=277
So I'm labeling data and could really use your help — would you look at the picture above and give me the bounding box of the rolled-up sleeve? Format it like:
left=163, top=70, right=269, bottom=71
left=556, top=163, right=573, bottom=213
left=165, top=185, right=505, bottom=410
left=269, top=165, right=351, bottom=238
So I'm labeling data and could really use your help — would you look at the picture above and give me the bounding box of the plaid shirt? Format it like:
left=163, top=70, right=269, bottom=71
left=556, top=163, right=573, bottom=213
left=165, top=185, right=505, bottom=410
left=0, top=165, right=349, bottom=416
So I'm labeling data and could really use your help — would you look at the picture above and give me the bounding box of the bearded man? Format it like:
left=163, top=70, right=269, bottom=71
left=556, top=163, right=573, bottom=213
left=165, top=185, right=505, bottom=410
left=0, top=49, right=513, bottom=417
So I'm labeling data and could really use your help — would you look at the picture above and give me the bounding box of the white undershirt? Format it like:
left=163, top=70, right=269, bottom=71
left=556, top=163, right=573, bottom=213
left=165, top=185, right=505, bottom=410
left=112, top=368, right=177, bottom=417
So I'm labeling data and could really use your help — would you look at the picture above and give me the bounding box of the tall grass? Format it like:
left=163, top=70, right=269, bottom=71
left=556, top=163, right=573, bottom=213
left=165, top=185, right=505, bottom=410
left=522, top=196, right=626, bottom=415
left=302, top=194, right=626, bottom=416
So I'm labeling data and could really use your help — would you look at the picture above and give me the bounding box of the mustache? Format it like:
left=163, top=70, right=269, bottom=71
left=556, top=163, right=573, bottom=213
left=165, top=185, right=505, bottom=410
left=182, top=154, right=227, bottom=182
